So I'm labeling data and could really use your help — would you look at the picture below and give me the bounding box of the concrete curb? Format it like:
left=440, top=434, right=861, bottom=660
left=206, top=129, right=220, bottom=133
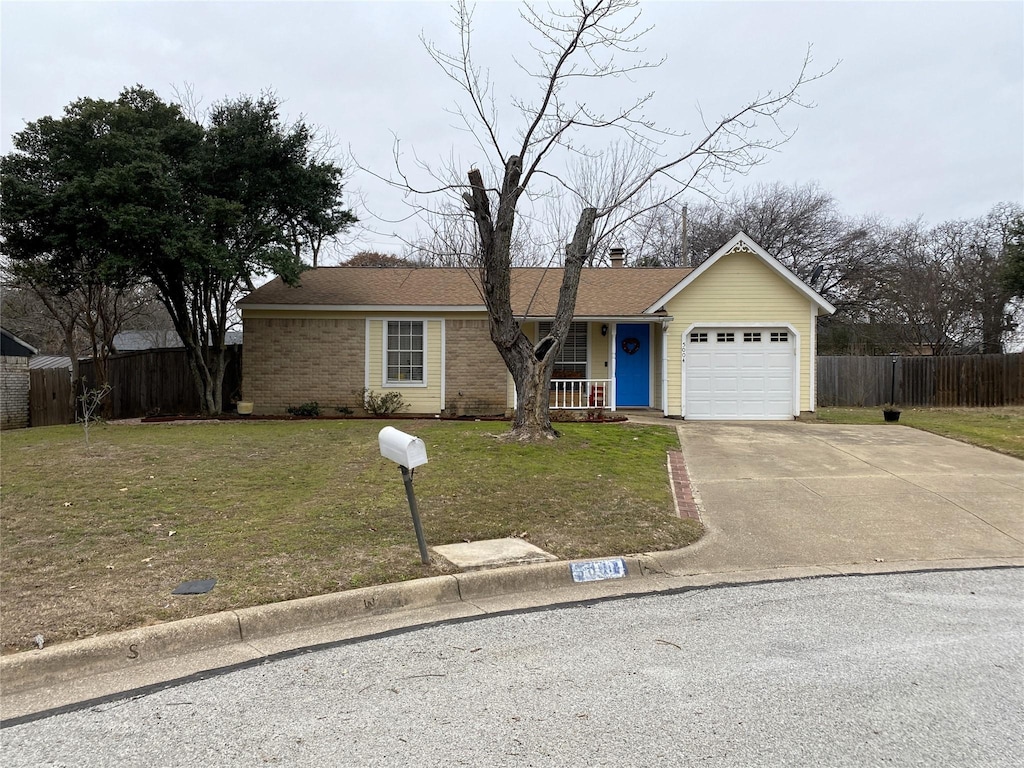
left=6, top=552, right=1020, bottom=708
left=0, top=612, right=242, bottom=695
left=0, top=555, right=642, bottom=698
left=235, top=575, right=462, bottom=642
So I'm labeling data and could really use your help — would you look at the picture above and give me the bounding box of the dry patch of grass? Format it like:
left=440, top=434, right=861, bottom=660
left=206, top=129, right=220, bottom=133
left=816, top=406, right=1024, bottom=459
left=0, top=419, right=700, bottom=652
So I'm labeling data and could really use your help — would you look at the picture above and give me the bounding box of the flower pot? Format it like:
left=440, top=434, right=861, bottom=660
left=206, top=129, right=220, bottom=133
left=236, top=401, right=254, bottom=416
left=883, top=409, right=901, bottom=422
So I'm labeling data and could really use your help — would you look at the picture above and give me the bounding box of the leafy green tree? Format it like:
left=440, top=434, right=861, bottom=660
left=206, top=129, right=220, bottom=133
left=0, top=91, right=169, bottom=407
left=1000, top=214, right=1024, bottom=298
left=1, top=86, right=356, bottom=414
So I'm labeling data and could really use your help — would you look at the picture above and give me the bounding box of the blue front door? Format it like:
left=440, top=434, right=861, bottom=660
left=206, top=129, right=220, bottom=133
left=615, top=324, right=650, bottom=406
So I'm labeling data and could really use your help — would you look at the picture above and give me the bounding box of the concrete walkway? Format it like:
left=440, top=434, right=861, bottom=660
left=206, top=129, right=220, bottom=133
left=3, top=419, right=1021, bottom=723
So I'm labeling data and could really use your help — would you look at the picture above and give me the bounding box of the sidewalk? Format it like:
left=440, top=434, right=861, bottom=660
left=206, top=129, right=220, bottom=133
left=3, top=416, right=1022, bottom=723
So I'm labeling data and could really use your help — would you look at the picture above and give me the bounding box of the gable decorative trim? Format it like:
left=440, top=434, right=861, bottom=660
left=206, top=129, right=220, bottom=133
left=725, top=239, right=754, bottom=255
left=644, top=231, right=836, bottom=316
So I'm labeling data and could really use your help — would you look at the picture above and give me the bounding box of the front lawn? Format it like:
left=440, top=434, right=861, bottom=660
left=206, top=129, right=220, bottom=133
left=0, top=419, right=700, bottom=653
left=816, top=406, right=1024, bottom=460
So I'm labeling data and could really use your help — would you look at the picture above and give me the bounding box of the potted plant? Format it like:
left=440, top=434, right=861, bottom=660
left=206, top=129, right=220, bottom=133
left=236, top=400, right=254, bottom=416
left=882, top=403, right=901, bottom=422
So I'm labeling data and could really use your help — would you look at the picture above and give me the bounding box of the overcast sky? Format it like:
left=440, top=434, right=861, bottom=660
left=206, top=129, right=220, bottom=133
left=2, top=0, right=1022, bottom=255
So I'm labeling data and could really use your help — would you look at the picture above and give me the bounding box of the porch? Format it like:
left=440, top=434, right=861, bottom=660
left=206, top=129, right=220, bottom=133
left=549, top=378, right=613, bottom=410
left=510, top=319, right=666, bottom=412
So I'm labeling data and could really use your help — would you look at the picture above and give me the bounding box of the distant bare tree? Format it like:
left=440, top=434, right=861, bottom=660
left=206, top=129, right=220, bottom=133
left=880, top=203, right=1022, bottom=354
left=1, top=260, right=152, bottom=413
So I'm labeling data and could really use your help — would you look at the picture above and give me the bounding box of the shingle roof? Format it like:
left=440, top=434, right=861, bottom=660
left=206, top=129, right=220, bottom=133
left=239, top=266, right=693, bottom=317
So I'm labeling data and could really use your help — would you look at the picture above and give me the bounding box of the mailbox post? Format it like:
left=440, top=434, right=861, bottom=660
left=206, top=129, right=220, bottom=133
left=378, top=427, right=430, bottom=564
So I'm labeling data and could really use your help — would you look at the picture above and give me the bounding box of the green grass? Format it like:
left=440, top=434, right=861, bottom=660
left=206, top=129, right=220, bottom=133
left=0, top=419, right=700, bottom=652
left=816, top=406, right=1024, bottom=459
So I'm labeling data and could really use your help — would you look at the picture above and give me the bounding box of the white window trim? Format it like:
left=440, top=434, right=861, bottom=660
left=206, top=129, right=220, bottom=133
left=439, top=318, right=446, bottom=410
left=382, top=318, right=429, bottom=388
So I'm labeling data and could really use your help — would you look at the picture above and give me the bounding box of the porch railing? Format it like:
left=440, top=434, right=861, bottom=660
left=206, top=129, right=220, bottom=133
left=550, top=378, right=613, bottom=410
left=511, top=378, right=615, bottom=411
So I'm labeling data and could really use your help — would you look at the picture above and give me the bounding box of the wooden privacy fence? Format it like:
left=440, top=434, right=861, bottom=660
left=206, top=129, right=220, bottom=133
left=29, top=347, right=243, bottom=425
left=817, top=353, right=1024, bottom=407
left=29, top=368, right=74, bottom=427
left=80, top=346, right=243, bottom=419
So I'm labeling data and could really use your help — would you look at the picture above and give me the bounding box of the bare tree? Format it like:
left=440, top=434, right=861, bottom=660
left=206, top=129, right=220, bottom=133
left=390, top=0, right=830, bottom=439
left=2, top=258, right=152, bottom=414
left=881, top=203, right=1022, bottom=354
left=409, top=201, right=548, bottom=267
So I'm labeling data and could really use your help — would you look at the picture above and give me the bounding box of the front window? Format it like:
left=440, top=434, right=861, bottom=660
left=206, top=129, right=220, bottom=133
left=386, top=321, right=424, bottom=383
left=538, top=321, right=588, bottom=379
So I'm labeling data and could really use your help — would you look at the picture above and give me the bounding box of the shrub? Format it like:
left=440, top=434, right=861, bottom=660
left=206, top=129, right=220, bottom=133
left=286, top=401, right=320, bottom=418
left=357, top=388, right=409, bottom=416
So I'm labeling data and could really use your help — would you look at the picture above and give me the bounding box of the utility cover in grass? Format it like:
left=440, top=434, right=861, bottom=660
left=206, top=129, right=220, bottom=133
left=433, top=538, right=558, bottom=571
left=172, top=579, right=217, bottom=595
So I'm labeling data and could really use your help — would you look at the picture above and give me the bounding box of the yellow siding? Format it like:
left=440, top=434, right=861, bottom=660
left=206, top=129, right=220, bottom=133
left=663, top=251, right=815, bottom=416
left=366, top=317, right=444, bottom=414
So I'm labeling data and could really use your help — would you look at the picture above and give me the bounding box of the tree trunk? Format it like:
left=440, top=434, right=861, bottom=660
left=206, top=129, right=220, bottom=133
left=510, top=352, right=559, bottom=441
left=463, top=158, right=598, bottom=441
left=65, top=324, right=81, bottom=420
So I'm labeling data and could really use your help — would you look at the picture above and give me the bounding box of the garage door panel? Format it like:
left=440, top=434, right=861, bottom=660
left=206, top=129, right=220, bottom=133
left=685, top=327, right=795, bottom=420
left=715, top=376, right=739, bottom=393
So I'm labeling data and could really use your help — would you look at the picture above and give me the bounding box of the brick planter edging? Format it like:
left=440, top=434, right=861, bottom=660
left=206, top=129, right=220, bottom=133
left=667, top=450, right=702, bottom=522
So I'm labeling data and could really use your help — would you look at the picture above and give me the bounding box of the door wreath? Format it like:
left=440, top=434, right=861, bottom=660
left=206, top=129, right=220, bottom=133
left=621, top=337, right=641, bottom=355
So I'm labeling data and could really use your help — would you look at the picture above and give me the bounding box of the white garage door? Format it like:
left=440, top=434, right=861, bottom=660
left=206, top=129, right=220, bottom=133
left=684, top=328, right=795, bottom=420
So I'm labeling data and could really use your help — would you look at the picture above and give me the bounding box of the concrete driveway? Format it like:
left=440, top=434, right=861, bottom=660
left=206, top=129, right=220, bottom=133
left=674, top=422, right=1024, bottom=573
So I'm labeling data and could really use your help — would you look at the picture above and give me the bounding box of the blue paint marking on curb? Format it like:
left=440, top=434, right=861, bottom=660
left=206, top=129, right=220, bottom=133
left=570, top=558, right=627, bottom=583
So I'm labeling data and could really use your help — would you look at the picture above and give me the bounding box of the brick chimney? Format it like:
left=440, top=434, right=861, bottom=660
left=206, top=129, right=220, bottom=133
left=609, top=246, right=625, bottom=268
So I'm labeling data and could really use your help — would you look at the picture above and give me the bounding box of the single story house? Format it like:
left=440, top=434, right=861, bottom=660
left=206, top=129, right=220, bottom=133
left=238, top=232, right=835, bottom=420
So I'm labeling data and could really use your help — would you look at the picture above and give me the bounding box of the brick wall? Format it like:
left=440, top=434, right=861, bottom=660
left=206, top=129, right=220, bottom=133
left=0, top=355, right=30, bottom=430
left=445, top=319, right=508, bottom=416
left=242, top=317, right=365, bottom=414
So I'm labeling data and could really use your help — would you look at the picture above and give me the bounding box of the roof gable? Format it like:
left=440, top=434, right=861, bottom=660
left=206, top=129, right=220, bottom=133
left=644, top=232, right=837, bottom=316
left=1, top=328, right=38, bottom=357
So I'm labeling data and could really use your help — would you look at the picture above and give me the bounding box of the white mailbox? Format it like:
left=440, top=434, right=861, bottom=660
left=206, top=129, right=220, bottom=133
left=378, top=426, right=428, bottom=469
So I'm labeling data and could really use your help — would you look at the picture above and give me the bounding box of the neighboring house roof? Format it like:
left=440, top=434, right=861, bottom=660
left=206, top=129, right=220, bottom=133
left=1, top=328, right=38, bottom=357
left=29, top=355, right=74, bottom=370
left=647, top=232, right=836, bottom=316
left=113, top=330, right=243, bottom=350
left=239, top=266, right=693, bottom=318
left=114, top=330, right=184, bottom=351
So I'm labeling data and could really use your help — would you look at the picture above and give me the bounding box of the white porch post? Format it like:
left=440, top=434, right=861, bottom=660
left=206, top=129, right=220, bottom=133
left=609, top=322, right=617, bottom=411
left=661, top=319, right=669, bottom=417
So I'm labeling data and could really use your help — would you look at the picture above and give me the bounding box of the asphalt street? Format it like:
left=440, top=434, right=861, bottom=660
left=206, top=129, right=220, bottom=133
left=3, top=568, right=1021, bottom=767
